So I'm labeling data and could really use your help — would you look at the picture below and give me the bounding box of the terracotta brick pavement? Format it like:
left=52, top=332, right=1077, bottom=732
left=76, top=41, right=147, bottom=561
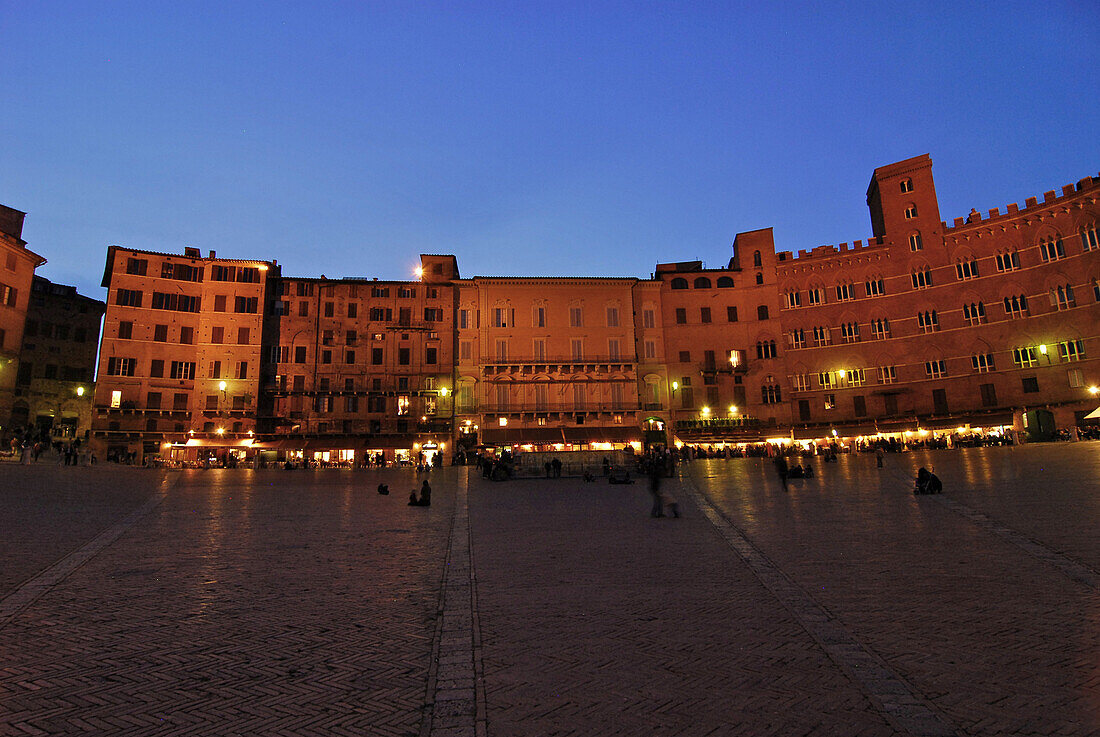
left=1, top=444, right=1098, bottom=736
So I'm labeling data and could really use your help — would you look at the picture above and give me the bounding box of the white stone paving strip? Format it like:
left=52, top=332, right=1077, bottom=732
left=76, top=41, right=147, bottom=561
left=929, top=494, right=1100, bottom=590
left=0, top=473, right=176, bottom=631
left=422, top=471, right=485, bottom=737
left=681, top=474, right=958, bottom=737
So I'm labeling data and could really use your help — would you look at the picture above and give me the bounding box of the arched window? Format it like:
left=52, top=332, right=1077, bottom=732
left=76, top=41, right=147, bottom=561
left=1081, top=224, right=1099, bottom=252
left=693, top=277, right=712, bottom=289
left=670, top=277, right=688, bottom=290
left=716, top=276, right=734, bottom=288
left=1039, top=236, right=1065, bottom=262
left=917, top=310, right=939, bottom=333
left=761, top=382, right=782, bottom=404
left=962, top=302, right=986, bottom=325
left=755, top=340, right=777, bottom=359
left=904, top=203, right=918, bottom=219
left=900, top=178, right=913, bottom=193
left=752, top=251, right=762, bottom=268
left=1050, top=284, right=1076, bottom=310
left=755, top=273, right=764, bottom=285
left=909, top=232, right=923, bottom=251
left=1003, top=294, right=1028, bottom=318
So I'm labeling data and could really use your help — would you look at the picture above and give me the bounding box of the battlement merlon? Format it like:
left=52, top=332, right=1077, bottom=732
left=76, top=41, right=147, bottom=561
left=945, top=173, right=1100, bottom=233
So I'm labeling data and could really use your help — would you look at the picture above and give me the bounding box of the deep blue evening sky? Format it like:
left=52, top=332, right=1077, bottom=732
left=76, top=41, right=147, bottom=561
left=2, top=2, right=1098, bottom=298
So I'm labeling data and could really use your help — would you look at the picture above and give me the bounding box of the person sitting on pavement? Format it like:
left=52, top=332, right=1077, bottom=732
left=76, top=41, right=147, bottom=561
left=914, top=467, right=943, bottom=494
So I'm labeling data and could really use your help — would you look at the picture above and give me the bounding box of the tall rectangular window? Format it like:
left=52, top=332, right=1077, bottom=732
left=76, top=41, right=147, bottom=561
left=606, top=307, right=619, bottom=327
left=569, top=307, right=583, bottom=327
left=643, top=309, right=655, bottom=328
left=570, top=338, right=583, bottom=361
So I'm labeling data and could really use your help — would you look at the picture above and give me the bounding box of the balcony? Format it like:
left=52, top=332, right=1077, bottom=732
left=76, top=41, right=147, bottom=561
left=482, top=356, right=635, bottom=370
left=674, top=417, right=762, bottom=439
left=480, top=401, right=640, bottom=414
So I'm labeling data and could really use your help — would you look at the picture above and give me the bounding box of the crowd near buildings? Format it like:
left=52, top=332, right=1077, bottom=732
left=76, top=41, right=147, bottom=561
left=2, top=154, right=1098, bottom=465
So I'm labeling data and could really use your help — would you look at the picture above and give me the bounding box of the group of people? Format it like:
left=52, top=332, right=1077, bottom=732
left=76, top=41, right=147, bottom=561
left=7, top=434, right=90, bottom=466
left=374, top=480, right=432, bottom=506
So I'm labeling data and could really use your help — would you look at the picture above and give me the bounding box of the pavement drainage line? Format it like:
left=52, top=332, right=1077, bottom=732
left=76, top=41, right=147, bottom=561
left=928, top=495, right=1100, bottom=591
left=0, top=473, right=176, bottom=631
left=422, top=471, right=484, bottom=737
left=681, top=475, right=958, bottom=737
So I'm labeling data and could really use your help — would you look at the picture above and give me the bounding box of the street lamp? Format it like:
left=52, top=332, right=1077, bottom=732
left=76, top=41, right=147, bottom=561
left=76, top=386, right=85, bottom=397
left=1089, top=385, right=1099, bottom=396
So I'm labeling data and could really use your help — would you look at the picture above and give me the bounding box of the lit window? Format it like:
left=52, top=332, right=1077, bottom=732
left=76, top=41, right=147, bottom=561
left=818, top=371, right=836, bottom=389
left=792, top=374, right=810, bottom=392
left=1012, top=347, right=1038, bottom=368
left=1058, top=339, right=1084, bottom=362
left=841, top=368, right=866, bottom=387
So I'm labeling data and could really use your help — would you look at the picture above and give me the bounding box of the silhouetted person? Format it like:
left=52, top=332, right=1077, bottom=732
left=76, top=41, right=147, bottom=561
left=774, top=455, right=789, bottom=491
left=648, top=459, right=665, bottom=517
left=551, top=457, right=562, bottom=478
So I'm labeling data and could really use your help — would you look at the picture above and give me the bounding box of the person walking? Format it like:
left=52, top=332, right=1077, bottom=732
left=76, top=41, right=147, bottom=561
left=875, top=447, right=884, bottom=468
left=774, top=454, right=789, bottom=491
left=647, top=458, right=665, bottom=517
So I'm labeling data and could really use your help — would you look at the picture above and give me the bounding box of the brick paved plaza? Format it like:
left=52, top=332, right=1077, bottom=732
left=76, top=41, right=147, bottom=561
left=2, top=444, right=1098, bottom=736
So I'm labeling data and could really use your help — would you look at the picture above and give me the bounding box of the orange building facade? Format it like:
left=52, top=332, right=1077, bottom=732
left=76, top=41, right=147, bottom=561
left=89, top=155, right=1100, bottom=462
left=0, top=205, right=47, bottom=435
